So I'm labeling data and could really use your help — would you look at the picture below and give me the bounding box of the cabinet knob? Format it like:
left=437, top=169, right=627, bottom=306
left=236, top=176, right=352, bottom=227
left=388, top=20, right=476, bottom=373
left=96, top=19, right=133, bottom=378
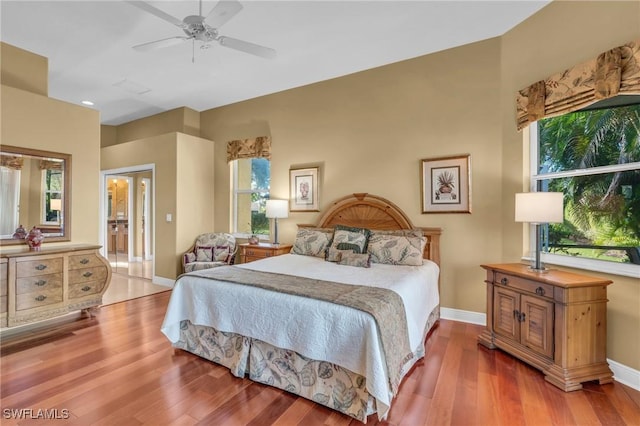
left=83, top=271, right=93, bottom=278
left=34, top=280, right=47, bottom=287
left=500, top=277, right=509, bottom=285
left=535, top=286, right=546, bottom=296
left=35, top=264, right=47, bottom=271
left=81, top=286, right=91, bottom=292
left=35, top=295, right=47, bottom=302
left=80, top=258, right=90, bottom=264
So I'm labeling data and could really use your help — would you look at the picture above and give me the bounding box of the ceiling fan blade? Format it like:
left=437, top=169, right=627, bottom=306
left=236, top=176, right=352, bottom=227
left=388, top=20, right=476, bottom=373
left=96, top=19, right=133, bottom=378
left=133, top=36, right=191, bottom=52
left=206, top=0, right=243, bottom=28
left=125, top=1, right=186, bottom=28
left=218, top=36, right=276, bottom=59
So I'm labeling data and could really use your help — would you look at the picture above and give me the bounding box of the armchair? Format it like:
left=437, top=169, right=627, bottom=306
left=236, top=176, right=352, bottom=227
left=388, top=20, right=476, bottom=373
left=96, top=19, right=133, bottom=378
left=183, top=233, right=237, bottom=273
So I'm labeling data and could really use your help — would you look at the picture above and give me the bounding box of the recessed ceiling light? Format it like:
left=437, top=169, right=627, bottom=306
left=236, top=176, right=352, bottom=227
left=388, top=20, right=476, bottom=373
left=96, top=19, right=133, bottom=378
left=81, top=100, right=94, bottom=106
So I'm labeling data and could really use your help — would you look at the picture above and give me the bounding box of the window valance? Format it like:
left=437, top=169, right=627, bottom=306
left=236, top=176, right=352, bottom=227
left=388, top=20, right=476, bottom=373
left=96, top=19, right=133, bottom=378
left=0, top=155, right=23, bottom=170
left=226, top=136, right=271, bottom=162
left=39, top=160, right=63, bottom=170
left=516, top=39, right=640, bottom=130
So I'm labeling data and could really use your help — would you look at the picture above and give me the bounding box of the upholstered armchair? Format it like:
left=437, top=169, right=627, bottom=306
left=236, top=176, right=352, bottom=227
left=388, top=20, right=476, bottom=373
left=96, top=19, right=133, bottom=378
left=182, top=233, right=237, bottom=273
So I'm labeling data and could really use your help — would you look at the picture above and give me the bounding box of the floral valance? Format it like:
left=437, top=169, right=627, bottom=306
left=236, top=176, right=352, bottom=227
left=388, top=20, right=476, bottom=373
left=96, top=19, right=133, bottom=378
left=226, top=136, right=271, bottom=162
left=516, top=39, right=640, bottom=130
left=39, top=159, right=63, bottom=170
left=0, top=155, right=23, bottom=170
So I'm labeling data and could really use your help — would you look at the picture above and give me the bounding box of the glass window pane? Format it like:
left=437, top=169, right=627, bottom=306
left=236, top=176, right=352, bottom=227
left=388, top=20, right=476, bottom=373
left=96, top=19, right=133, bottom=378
left=538, top=104, right=640, bottom=174
left=540, top=169, right=640, bottom=264
left=251, top=158, right=270, bottom=191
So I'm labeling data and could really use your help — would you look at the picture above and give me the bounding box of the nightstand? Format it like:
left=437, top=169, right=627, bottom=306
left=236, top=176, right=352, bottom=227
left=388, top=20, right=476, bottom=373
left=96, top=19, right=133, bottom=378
left=478, top=263, right=613, bottom=391
left=238, top=243, right=293, bottom=264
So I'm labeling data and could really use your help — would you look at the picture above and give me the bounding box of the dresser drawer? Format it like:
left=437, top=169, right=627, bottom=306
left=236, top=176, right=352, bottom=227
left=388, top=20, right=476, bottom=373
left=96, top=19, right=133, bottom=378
left=16, top=258, right=63, bottom=278
left=69, top=253, right=104, bottom=270
left=242, top=248, right=269, bottom=259
left=16, top=273, right=63, bottom=295
left=495, top=272, right=554, bottom=300
left=68, top=281, right=104, bottom=299
left=16, top=287, right=63, bottom=311
left=69, top=266, right=108, bottom=285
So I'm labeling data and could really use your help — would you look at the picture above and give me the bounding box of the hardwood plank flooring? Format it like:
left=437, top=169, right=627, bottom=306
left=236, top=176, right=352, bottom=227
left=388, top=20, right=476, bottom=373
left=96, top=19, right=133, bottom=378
left=1, top=292, right=638, bottom=425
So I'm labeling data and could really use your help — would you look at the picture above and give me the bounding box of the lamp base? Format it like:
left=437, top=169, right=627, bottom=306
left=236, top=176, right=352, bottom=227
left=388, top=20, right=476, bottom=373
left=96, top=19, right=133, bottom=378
left=527, top=266, right=550, bottom=274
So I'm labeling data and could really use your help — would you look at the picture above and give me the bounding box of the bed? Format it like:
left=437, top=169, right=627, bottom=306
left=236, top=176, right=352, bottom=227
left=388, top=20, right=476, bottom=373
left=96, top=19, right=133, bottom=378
left=161, top=193, right=442, bottom=423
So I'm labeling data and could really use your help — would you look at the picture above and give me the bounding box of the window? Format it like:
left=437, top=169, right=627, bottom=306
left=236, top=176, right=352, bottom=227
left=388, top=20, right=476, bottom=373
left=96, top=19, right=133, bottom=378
left=530, top=101, right=640, bottom=277
left=42, top=168, right=63, bottom=224
left=231, top=157, right=270, bottom=236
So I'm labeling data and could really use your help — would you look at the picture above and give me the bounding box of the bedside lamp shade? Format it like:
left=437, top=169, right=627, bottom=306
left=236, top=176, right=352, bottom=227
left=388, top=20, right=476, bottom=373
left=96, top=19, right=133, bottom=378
left=266, top=199, right=288, bottom=245
left=515, top=192, right=564, bottom=272
left=515, top=192, right=564, bottom=224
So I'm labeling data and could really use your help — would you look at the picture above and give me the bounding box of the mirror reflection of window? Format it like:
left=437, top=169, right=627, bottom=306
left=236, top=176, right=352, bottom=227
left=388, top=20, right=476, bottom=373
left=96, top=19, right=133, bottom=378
left=41, top=164, right=64, bottom=225
left=0, top=165, right=21, bottom=237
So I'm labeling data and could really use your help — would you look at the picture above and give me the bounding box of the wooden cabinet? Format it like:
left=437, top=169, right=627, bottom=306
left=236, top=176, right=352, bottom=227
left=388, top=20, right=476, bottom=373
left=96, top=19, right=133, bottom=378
left=238, top=243, right=292, bottom=263
left=478, top=263, right=613, bottom=391
left=1, top=245, right=112, bottom=327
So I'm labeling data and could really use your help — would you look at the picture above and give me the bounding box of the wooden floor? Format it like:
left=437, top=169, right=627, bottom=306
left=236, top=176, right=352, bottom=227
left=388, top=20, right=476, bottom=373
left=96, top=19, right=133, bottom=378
left=1, top=292, right=639, bottom=426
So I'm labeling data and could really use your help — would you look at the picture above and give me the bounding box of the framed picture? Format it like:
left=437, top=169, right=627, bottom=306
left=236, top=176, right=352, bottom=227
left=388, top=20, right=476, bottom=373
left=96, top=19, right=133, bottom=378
left=289, top=167, right=319, bottom=212
left=421, top=154, right=471, bottom=213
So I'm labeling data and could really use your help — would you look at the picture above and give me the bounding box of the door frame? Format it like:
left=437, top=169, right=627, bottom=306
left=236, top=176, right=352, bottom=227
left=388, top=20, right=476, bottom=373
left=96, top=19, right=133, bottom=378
left=100, top=164, right=155, bottom=276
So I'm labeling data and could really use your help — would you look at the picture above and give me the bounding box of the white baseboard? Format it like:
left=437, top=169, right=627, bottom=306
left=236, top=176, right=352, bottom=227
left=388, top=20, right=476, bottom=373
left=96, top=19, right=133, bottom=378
left=152, top=276, right=175, bottom=288
left=440, top=307, right=640, bottom=392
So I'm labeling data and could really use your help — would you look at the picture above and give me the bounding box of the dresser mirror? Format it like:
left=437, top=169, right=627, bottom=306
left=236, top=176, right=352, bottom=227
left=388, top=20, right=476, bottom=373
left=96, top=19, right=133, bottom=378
left=0, top=145, right=71, bottom=245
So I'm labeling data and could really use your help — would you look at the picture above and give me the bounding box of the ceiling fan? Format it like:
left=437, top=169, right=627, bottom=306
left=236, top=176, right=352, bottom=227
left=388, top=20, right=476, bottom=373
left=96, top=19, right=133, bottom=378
left=125, top=0, right=276, bottom=59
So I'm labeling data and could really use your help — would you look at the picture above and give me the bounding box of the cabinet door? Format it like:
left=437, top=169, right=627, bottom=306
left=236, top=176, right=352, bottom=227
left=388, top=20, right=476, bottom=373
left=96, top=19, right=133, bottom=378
left=493, top=287, right=520, bottom=342
left=521, top=294, right=554, bottom=359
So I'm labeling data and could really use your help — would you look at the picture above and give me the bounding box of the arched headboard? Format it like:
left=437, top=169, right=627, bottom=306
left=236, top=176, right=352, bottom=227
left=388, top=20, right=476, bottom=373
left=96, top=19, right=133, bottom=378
left=301, top=193, right=441, bottom=266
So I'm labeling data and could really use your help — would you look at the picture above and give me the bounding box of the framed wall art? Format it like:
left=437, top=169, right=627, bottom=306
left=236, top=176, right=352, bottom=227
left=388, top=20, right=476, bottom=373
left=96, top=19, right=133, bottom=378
left=421, top=154, right=471, bottom=213
left=289, top=167, right=319, bottom=212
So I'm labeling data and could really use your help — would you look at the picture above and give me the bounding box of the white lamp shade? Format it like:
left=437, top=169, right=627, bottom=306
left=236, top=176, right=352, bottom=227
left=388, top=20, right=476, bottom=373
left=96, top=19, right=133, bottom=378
left=515, top=192, right=564, bottom=224
left=266, top=199, right=289, bottom=219
left=50, top=198, right=62, bottom=211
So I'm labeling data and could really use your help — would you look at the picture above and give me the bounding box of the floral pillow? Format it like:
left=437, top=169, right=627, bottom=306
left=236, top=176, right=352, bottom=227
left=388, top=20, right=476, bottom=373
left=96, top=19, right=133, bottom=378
left=184, top=252, right=197, bottom=264
left=338, top=252, right=371, bottom=268
left=367, top=232, right=426, bottom=266
left=329, top=224, right=371, bottom=254
left=290, top=228, right=334, bottom=257
left=325, top=247, right=353, bottom=262
left=214, top=245, right=231, bottom=262
left=195, top=246, right=214, bottom=262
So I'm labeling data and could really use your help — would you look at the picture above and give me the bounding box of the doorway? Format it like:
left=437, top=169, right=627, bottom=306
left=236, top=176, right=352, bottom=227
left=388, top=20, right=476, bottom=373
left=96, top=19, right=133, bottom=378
left=100, top=166, right=154, bottom=280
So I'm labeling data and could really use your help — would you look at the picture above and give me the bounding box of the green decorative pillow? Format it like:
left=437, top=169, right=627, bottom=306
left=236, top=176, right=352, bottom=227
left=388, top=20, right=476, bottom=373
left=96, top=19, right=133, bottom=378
left=290, top=228, right=333, bottom=257
left=338, top=252, right=371, bottom=268
left=329, top=224, right=371, bottom=254
left=367, top=233, right=426, bottom=266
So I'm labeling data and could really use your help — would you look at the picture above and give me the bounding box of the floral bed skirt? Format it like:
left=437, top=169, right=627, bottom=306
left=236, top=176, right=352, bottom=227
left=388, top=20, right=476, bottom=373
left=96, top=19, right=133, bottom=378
left=174, top=305, right=440, bottom=423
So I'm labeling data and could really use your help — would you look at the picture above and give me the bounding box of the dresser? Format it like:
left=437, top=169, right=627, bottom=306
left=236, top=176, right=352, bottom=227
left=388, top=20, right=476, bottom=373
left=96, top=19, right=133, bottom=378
left=0, top=245, right=112, bottom=327
left=478, top=263, right=613, bottom=391
left=238, top=243, right=293, bottom=263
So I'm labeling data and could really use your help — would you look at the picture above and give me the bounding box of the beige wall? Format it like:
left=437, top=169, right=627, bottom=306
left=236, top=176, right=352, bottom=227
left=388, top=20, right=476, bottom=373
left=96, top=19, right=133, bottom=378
left=101, top=107, right=201, bottom=147
left=0, top=42, right=47, bottom=96
left=201, top=1, right=640, bottom=370
left=1, top=84, right=101, bottom=249
left=101, top=132, right=215, bottom=279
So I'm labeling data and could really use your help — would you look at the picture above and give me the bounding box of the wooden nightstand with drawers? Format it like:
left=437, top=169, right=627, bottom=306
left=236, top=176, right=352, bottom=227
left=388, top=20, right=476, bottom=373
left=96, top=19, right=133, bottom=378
left=238, top=243, right=292, bottom=264
left=478, top=263, right=613, bottom=391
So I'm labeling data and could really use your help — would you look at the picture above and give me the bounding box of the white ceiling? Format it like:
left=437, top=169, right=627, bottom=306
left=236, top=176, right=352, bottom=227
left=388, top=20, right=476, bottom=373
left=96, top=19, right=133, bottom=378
left=1, top=0, right=550, bottom=125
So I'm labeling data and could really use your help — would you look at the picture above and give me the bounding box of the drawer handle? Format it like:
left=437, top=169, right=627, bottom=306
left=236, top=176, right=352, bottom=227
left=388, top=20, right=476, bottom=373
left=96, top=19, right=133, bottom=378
left=500, top=277, right=508, bottom=285
left=83, top=271, right=93, bottom=278
left=35, top=295, right=47, bottom=302
left=80, top=258, right=90, bottom=264
left=81, top=286, right=91, bottom=292
left=35, top=264, right=47, bottom=271
left=513, top=310, right=526, bottom=322
left=34, top=280, right=47, bottom=287
left=535, top=286, right=546, bottom=296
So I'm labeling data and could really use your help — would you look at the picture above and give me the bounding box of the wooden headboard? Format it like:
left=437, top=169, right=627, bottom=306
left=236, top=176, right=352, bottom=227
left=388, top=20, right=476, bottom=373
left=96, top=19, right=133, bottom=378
left=300, top=193, right=441, bottom=266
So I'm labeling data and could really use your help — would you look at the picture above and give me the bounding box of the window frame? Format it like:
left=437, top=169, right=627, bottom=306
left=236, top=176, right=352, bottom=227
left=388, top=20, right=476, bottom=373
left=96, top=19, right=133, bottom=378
left=528, top=121, right=640, bottom=278
left=41, top=168, right=63, bottom=225
left=230, top=159, right=270, bottom=240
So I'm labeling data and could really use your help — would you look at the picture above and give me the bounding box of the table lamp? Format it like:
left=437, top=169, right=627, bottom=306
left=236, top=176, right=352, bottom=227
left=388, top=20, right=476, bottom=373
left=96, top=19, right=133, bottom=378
left=515, top=192, right=564, bottom=272
left=50, top=198, right=62, bottom=224
left=266, top=199, right=288, bottom=246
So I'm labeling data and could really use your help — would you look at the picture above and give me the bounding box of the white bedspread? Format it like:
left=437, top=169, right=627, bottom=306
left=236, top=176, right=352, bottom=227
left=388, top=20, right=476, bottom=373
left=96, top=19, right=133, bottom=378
left=161, top=254, right=439, bottom=418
